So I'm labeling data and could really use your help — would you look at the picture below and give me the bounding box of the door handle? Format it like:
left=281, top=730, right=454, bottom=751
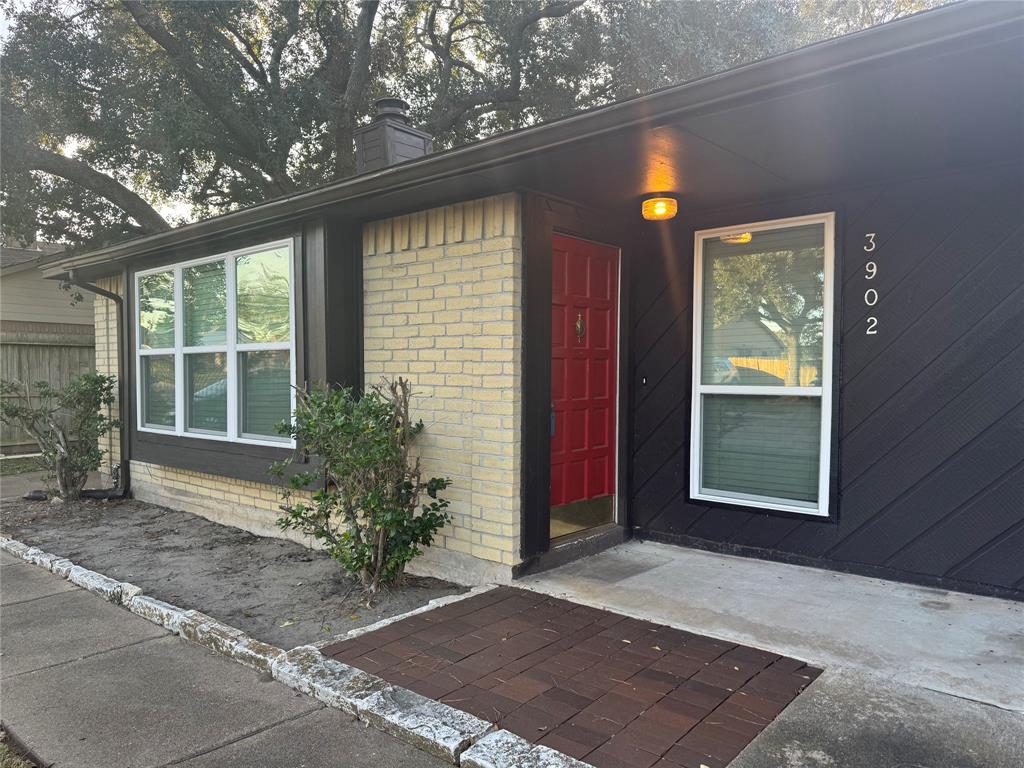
left=550, top=403, right=555, bottom=438
left=575, top=312, right=585, bottom=343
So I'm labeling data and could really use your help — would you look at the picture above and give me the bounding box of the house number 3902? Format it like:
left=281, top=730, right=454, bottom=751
left=864, top=233, right=878, bottom=335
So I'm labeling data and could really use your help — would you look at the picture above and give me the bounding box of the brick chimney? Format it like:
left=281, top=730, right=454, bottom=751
left=353, top=98, right=433, bottom=174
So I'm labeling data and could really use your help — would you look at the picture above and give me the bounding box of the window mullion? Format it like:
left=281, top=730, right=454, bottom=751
left=226, top=256, right=238, bottom=440
left=174, top=265, right=184, bottom=436
left=135, top=274, right=142, bottom=433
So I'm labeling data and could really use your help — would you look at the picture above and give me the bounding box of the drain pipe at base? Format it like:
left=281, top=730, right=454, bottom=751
left=62, top=267, right=131, bottom=500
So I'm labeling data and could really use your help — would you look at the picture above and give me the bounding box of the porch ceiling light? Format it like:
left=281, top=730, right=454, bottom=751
left=641, top=196, right=677, bottom=221
left=720, top=232, right=753, bottom=244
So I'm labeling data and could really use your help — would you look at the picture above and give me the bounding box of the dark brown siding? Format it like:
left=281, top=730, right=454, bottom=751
left=629, top=163, right=1024, bottom=599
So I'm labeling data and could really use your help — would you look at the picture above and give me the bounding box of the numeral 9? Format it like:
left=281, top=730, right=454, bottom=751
left=865, top=261, right=877, bottom=279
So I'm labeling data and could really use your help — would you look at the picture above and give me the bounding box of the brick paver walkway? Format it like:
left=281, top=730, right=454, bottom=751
left=322, top=587, right=821, bottom=768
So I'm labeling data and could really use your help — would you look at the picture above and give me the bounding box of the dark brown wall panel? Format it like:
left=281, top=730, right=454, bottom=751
left=628, top=164, right=1024, bottom=599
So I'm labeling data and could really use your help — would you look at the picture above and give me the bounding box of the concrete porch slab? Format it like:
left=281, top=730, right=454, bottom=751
left=519, top=541, right=1024, bottom=712
left=732, top=668, right=1024, bottom=768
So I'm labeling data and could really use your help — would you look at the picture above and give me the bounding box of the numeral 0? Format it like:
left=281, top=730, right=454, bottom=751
left=864, top=233, right=877, bottom=252
left=865, top=261, right=877, bottom=279
left=866, top=317, right=878, bottom=335
left=864, top=288, right=878, bottom=306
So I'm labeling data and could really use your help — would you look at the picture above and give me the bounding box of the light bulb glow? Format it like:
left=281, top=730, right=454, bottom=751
left=720, top=232, right=753, bottom=244
left=641, top=196, right=678, bottom=221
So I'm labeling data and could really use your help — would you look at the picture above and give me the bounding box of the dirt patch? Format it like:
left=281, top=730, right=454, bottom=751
left=1, top=497, right=465, bottom=649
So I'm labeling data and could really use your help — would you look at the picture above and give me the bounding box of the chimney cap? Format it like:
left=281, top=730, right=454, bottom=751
left=374, top=97, right=410, bottom=122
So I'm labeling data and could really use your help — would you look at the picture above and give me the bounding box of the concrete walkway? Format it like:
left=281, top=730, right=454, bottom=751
left=0, top=470, right=103, bottom=501
left=523, top=541, right=1024, bottom=767
left=0, top=551, right=446, bottom=768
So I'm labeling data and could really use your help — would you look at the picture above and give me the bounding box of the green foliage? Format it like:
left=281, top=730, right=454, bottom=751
left=0, top=373, right=119, bottom=500
left=0, top=0, right=943, bottom=248
left=272, top=378, right=451, bottom=595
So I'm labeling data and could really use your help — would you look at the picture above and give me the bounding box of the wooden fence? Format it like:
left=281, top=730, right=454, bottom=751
left=1, top=322, right=95, bottom=453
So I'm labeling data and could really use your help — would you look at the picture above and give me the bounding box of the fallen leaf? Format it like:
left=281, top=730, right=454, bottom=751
left=279, top=619, right=296, bottom=627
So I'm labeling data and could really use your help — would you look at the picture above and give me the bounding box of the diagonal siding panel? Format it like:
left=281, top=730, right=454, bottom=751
left=629, top=164, right=1024, bottom=598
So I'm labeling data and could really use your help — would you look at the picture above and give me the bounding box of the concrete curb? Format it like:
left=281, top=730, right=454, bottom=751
left=461, top=730, right=592, bottom=768
left=67, top=564, right=124, bottom=602
left=359, top=683, right=494, bottom=762
left=271, top=645, right=386, bottom=715
left=269, top=645, right=494, bottom=761
left=0, top=536, right=560, bottom=765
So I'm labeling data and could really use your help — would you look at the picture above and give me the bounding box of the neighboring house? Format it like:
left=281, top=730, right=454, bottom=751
left=42, top=4, right=1024, bottom=598
left=1, top=244, right=95, bottom=453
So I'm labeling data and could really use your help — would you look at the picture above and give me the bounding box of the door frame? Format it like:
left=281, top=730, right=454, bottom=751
left=519, top=191, right=633, bottom=565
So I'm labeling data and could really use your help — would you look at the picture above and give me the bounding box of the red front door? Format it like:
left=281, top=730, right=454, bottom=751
left=550, top=234, right=619, bottom=512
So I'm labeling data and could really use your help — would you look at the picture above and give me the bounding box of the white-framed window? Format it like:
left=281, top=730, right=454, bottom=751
left=690, top=213, right=835, bottom=516
left=135, top=239, right=296, bottom=447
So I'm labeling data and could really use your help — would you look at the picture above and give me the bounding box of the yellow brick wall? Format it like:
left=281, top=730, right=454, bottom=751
left=94, top=275, right=121, bottom=477
left=363, top=193, right=523, bottom=576
left=131, top=460, right=314, bottom=546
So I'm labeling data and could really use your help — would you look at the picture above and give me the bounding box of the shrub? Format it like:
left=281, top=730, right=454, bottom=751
left=0, top=373, right=119, bottom=500
left=272, top=378, right=451, bottom=595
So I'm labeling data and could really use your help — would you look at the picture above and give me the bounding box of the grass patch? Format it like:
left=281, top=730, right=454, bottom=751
left=0, top=729, right=36, bottom=768
left=0, top=456, right=42, bottom=477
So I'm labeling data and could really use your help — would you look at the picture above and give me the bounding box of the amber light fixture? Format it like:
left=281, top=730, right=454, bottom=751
left=720, top=232, right=753, bottom=244
left=641, top=196, right=678, bottom=221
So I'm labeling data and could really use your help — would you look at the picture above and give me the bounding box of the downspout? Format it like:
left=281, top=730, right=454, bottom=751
left=65, top=268, right=131, bottom=499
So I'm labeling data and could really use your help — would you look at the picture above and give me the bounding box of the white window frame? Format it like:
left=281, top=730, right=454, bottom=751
left=135, top=239, right=296, bottom=448
left=689, top=212, right=835, bottom=517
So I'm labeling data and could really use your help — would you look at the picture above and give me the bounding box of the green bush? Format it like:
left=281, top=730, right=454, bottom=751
left=272, top=378, right=451, bottom=594
left=0, top=373, right=119, bottom=500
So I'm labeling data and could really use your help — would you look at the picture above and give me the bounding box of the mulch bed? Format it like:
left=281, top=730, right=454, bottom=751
left=323, top=586, right=821, bottom=768
left=0, top=495, right=464, bottom=649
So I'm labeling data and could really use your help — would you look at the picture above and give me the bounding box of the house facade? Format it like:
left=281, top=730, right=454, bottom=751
left=43, top=3, right=1024, bottom=597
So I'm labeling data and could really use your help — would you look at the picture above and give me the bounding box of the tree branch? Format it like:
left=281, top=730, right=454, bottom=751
left=16, top=145, right=170, bottom=234
left=269, top=0, right=301, bottom=92
left=210, top=13, right=269, bottom=87
left=120, top=0, right=293, bottom=194
left=326, top=0, right=379, bottom=177
left=425, top=0, right=586, bottom=135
